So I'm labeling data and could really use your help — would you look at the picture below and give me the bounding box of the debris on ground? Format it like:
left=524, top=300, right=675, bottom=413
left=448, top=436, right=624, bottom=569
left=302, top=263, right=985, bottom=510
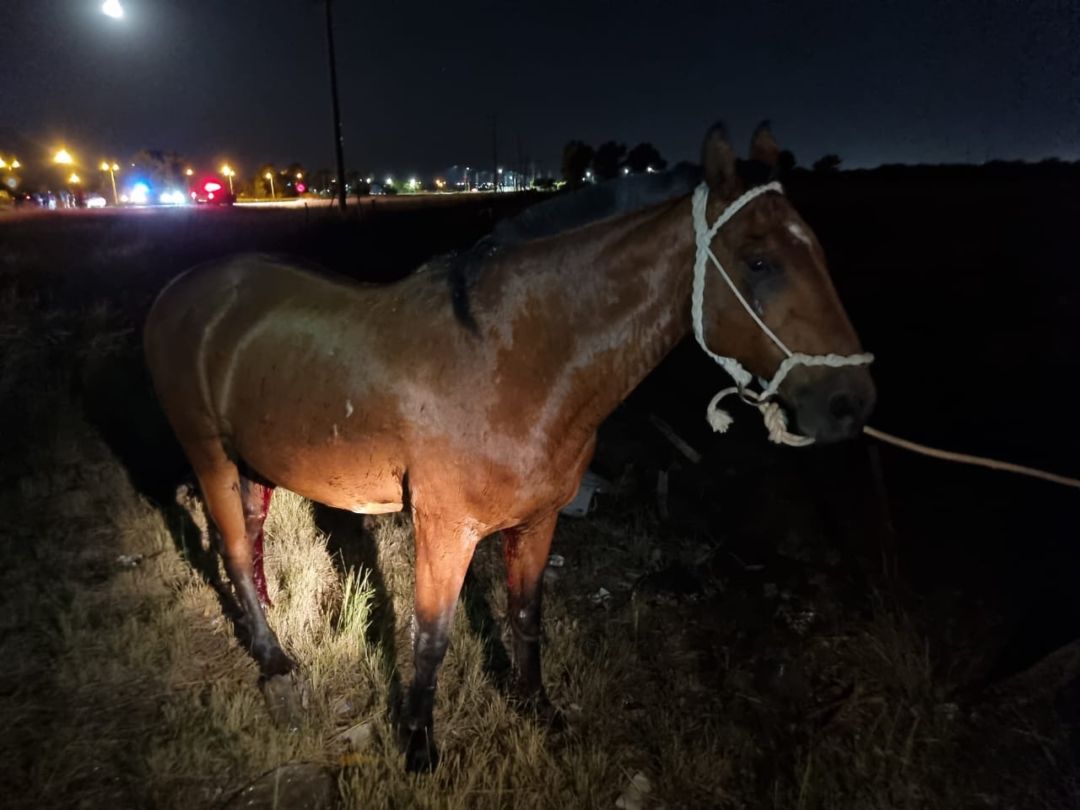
left=615, top=770, right=652, bottom=810
left=561, top=470, right=612, bottom=518
left=261, top=673, right=307, bottom=731
left=590, top=587, right=612, bottom=606
left=334, top=719, right=374, bottom=752
left=648, top=414, right=702, bottom=464
left=223, top=763, right=336, bottom=810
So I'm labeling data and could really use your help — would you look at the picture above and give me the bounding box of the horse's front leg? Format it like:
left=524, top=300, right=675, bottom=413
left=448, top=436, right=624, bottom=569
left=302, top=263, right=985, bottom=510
left=502, top=511, right=562, bottom=726
left=402, top=509, right=481, bottom=773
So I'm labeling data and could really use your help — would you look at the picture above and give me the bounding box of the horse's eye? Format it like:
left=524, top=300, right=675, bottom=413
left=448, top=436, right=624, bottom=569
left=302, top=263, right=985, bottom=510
left=748, top=257, right=772, bottom=274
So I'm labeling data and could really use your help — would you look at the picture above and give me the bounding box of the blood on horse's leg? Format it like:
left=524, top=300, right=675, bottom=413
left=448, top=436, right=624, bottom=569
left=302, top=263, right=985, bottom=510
left=503, top=512, right=562, bottom=726
left=191, top=451, right=293, bottom=678
left=241, top=478, right=275, bottom=609
left=401, top=511, right=481, bottom=773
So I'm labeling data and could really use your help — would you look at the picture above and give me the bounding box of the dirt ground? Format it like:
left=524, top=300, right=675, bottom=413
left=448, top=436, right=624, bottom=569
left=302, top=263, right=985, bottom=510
left=1, top=174, right=1077, bottom=808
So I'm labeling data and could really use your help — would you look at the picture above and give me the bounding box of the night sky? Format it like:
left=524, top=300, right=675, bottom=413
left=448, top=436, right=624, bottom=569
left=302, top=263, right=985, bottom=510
left=2, top=0, right=1078, bottom=177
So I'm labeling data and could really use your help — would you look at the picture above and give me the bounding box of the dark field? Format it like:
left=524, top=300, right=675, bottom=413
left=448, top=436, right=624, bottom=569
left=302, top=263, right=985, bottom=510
left=1, top=170, right=1078, bottom=808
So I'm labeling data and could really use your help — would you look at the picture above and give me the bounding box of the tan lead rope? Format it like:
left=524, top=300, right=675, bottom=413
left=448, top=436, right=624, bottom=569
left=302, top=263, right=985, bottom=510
left=862, top=425, right=1080, bottom=490
left=753, top=399, right=1080, bottom=490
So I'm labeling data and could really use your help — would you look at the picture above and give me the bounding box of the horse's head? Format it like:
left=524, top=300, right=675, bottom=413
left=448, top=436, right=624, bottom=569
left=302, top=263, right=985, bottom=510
left=695, top=122, right=875, bottom=443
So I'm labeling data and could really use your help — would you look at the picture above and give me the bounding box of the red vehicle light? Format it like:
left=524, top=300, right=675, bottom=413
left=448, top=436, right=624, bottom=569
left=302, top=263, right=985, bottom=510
left=203, top=181, right=222, bottom=193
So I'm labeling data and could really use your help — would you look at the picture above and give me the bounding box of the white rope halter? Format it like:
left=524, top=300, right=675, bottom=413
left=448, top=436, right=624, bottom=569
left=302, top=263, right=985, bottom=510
left=691, top=181, right=874, bottom=445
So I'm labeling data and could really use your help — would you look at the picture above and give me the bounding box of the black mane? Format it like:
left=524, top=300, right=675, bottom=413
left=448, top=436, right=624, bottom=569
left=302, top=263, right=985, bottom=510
left=490, top=162, right=702, bottom=246
left=443, top=163, right=703, bottom=332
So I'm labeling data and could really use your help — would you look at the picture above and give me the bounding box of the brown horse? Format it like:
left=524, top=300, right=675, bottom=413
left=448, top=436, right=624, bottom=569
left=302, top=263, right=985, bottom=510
left=144, top=122, right=874, bottom=771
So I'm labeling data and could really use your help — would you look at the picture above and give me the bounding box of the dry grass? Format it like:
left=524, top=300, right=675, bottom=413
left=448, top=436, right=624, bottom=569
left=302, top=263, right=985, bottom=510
left=1, top=291, right=1076, bottom=809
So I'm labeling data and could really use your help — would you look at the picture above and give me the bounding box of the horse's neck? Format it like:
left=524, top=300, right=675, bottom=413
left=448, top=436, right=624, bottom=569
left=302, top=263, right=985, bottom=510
left=494, top=197, right=695, bottom=439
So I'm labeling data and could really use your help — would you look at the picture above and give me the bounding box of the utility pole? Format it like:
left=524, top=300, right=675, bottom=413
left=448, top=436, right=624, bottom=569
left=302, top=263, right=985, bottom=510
left=324, top=0, right=348, bottom=211
left=516, top=132, right=524, bottom=191
left=491, top=115, right=498, bottom=192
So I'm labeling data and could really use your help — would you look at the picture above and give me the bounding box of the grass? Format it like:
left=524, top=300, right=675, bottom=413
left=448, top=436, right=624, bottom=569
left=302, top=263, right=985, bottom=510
left=0, top=287, right=1076, bottom=809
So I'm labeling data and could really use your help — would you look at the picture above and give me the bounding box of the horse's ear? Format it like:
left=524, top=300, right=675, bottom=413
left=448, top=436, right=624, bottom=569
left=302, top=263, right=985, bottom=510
left=750, top=120, right=781, bottom=168
left=701, top=122, right=739, bottom=197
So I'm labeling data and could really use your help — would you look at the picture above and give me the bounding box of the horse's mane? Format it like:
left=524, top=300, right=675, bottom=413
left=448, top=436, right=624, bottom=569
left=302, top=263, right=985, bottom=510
left=490, top=161, right=703, bottom=246
left=438, top=163, right=703, bottom=332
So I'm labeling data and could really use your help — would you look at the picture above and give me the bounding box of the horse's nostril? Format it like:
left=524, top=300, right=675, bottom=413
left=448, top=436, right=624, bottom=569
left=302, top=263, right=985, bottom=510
left=828, top=391, right=863, bottom=422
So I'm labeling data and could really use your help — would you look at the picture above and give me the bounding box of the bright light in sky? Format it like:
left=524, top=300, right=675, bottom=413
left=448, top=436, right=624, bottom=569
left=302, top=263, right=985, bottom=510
left=101, top=0, right=124, bottom=20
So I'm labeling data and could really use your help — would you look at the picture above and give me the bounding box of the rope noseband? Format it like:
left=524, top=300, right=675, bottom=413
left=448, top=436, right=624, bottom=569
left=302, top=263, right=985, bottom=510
left=691, top=181, right=874, bottom=445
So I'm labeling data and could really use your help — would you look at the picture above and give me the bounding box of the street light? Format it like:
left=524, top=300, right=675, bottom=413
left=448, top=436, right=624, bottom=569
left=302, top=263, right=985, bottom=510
left=264, top=171, right=276, bottom=199
left=100, top=161, right=119, bottom=205
left=68, top=173, right=81, bottom=184
left=54, top=149, right=74, bottom=165
left=102, top=0, right=124, bottom=19
left=0, top=157, right=19, bottom=170
left=221, top=165, right=236, bottom=195
left=184, top=168, right=194, bottom=177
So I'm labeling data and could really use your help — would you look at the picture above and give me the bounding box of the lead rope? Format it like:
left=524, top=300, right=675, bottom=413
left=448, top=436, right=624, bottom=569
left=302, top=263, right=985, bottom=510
left=692, top=182, right=1080, bottom=490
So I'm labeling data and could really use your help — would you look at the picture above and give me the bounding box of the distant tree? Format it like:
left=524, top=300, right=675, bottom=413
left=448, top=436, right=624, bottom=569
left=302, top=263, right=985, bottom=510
left=345, top=169, right=370, bottom=198
left=592, top=140, right=627, bottom=181
left=778, top=149, right=797, bottom=175
left=131, top=149, right=180, bottom=190
left=812, top=154, right=842, bottom=173
left=624, top=142, right=667, bottom=174
left=533, top=176, right=557, bottom=190
left=561, top=140, right=595, bottom=189
left=313, top=168, right=334, bottom=194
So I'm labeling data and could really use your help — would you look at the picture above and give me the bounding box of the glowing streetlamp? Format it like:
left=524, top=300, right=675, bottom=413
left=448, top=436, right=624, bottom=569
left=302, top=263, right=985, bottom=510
left=102, top=0, right=124, bottom=20
left=54, top=149, right=74, bottom=166
left=264, top=171, right=276, bottom=199
left=221, top=165, right=236, bottom=195
left=100, top=161, right=120, bottom=205
left=184, top=168, right=194, bottom=178
left=0, top=157, right=19, bottom=170
left=68, top=173, right=81, bottom=185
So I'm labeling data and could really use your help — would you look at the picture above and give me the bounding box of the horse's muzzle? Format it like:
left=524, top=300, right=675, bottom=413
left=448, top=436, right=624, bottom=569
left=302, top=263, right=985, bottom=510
left=787, top=366, right=876, bottom=444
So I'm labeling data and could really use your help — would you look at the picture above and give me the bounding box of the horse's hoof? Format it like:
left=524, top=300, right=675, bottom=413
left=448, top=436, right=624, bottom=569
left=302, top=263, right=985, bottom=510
left=259, top=645, right=295, bottom=678
left=538, top=700, right=567, bottom=732
left=261, top=672, right=305, bottom=731
left=511, top=690, right=566, bottom=732
left=404, top=732, right=439, bottom=774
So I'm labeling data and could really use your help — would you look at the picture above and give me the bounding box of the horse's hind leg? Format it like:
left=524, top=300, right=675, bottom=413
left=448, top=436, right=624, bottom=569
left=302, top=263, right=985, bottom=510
left=187, top=439, right=293, bottom=677
left=240, top=477, right=275, bottom=610
left=502, top=512, right=561, bottom=724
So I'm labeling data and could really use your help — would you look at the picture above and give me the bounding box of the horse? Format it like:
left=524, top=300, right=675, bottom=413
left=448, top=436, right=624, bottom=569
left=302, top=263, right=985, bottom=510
left=143, top=121, right=875, bottom=772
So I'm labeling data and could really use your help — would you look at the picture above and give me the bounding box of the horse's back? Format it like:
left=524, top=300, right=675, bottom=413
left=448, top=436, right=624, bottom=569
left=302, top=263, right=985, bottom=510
left=144, top=255, right=337, bottom=437
left=144, top=256, right=416, bottom=509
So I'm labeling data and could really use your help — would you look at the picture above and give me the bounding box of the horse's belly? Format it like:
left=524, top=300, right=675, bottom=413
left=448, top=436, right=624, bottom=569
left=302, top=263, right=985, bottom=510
left=241, top=434, right=406, bottom=515
left=285, top=460, right=405, bottom=514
